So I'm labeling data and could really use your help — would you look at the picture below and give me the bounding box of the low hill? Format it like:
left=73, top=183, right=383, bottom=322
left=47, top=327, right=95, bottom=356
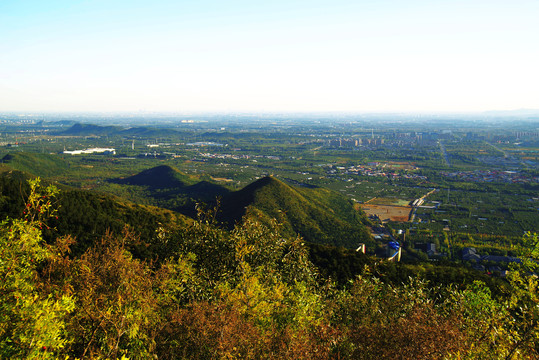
left=218, top=176, right=373, bottom=248
left=121, top=126, right=178, bottom=138
left=115, top=165, right=196, bottom=188
left=58, top=123, right=120, bottom=136
left=111, top=165, right=230, bottom=215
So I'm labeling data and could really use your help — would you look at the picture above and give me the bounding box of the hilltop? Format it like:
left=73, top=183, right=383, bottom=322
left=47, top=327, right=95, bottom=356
left=115, top=165, right=198, bottom=188
left=111, top=165, right=230, bottom=215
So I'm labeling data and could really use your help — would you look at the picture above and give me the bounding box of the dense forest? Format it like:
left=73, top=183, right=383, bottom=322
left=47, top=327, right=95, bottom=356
left=1, top=176, right=538, bottom=359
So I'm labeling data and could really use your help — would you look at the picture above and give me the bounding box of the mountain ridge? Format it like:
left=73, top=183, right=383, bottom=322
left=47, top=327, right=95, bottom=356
left=57, top=123, right=179, bottom=137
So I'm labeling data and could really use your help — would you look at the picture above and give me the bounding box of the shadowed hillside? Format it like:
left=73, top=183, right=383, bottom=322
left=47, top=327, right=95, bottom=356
left=115, top=165, right=196, bottom=188
left=1, top=156, right=372, bottom=250
left=111, top=165, right=230, bottom=215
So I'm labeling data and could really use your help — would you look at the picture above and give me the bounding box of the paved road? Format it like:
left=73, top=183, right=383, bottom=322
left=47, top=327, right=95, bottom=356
left=486, top=141, right=508, bottom=158
left=439, top=141, right=450, bottom=166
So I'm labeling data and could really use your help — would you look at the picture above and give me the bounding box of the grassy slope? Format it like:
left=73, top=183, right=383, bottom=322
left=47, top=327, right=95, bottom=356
left=1, top=152, right=71, bottom=178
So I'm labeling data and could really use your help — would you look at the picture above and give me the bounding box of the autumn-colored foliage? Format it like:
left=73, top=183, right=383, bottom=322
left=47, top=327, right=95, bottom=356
left=1, top=179, right=538, bottom=359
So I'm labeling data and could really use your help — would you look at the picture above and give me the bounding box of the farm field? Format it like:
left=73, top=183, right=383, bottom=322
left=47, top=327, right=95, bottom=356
left=359, top=203, right=412, bottom=222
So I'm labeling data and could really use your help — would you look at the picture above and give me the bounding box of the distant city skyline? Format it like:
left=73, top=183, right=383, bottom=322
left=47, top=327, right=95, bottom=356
left=1, top=0, right=538, bottom=113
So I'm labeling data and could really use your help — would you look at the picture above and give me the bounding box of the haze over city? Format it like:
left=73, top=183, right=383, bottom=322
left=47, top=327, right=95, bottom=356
left=1, top=0, right=538, bottom=113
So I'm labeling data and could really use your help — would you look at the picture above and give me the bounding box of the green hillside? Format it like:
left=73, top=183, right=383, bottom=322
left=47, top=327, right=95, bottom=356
left=1, top=157, right=371, bottom=250
left=110, top=169, right=372, bottom=249
left=1, top=152, right=71, bottom=178
left=219, top=176, right=373, bottom=248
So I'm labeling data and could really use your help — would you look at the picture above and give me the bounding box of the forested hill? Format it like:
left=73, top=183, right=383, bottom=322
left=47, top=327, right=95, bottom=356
left=115, top=165, right=193, bottom=188
left=0, top=169, right=191, bottom=258
left=56, top=123, right=120, bottom=136
left=1, top=152, right=71, bottom=178
left=110, top=165, right=230, bottom=216
left=112, top=167, right=372, bottom=249
left=114, top=164, right=229, bottom=199
left=218, top=176, right=374, bottom=248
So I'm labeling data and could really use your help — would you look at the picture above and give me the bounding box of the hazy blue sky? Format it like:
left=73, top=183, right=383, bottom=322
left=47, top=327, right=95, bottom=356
left=1, top=0, right=538, bottom=113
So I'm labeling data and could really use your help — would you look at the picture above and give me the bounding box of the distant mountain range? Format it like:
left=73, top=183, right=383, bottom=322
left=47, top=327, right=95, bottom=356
left=56, top=123, right=179, bottom=137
